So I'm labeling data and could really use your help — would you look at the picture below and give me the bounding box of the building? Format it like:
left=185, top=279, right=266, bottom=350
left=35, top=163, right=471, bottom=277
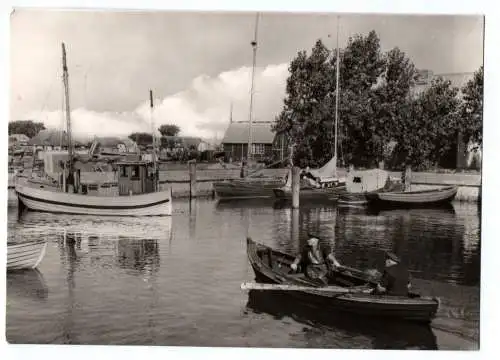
left=221, top=122, right=276, bottom=162
left=8, top=134, right=30, bottom=147
left=411, top=70, right=474, bottom=97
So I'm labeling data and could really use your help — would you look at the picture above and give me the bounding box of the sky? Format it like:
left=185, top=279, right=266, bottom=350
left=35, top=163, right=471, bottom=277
left=10, top=10, right=484, bottom=142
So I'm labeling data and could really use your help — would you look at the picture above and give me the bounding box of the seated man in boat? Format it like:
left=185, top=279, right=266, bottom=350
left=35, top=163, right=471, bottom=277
left=373, top=252, right=412, bottom=296
left=290, top=235, right=341, bottom=285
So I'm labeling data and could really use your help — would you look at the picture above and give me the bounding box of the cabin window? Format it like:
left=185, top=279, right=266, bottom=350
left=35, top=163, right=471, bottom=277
left=353, top=177, right=362, bottom=183
left=120, top=166, right=128, bottom=178
left=251, top=144, right=265, bottom=155
left=131, top=166, right=140, bottom=179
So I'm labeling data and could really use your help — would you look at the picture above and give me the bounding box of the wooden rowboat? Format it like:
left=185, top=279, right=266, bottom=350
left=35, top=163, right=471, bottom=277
left=213, top=178, right=285, bottom=199
left=365, top=186, right=458, bottom=209
left=7, top=240, right=48, bottom=271
left=245, top=237, right=439, bottom=323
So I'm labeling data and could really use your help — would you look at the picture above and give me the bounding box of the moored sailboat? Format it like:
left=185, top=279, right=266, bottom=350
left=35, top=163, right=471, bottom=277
left=16, top=43, right=172, bottom=216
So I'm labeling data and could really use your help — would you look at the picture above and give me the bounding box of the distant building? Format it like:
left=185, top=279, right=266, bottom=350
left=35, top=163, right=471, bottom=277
left=411, top=70, right=474, bottom=97
left=221, top=122, right=275, bottom=162
left=9, top=134, right=30, bottom=147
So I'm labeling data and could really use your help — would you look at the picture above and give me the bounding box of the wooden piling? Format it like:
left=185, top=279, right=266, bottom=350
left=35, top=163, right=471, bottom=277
left=189, top=160, right=197, bottom=199
left=291, top=166, right=300, bottom=209
left=404, top=165, right=412, bottom=191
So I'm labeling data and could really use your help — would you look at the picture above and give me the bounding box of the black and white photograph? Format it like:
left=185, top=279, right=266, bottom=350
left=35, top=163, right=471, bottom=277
left=3, top=1, right=494, bottom=357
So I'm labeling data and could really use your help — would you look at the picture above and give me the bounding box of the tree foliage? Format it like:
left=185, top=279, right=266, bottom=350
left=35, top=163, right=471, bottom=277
left=9, top=120, right=46, bottom=138
left=273, top=29, right=482, bottom=171
left=158, top=124, right=181, bottom=137
left=128, top=132, right=153, bottom=146
left=392, top=77, right=460, bottom=170
left=459, top=65, right=483, bottom=146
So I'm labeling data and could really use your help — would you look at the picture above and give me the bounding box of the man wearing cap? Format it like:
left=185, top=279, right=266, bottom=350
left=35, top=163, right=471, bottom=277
left=374, top=252, right=412, bottom=296
left=290, top=235, right=341, bottom=285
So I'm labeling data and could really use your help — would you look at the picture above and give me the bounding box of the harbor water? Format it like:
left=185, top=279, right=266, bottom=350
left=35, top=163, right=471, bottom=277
left=6, top=199, right=480, bottom=349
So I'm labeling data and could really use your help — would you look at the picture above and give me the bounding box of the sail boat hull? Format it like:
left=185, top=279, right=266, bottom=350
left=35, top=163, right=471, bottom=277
left=16, top=183, right=172, bottom=216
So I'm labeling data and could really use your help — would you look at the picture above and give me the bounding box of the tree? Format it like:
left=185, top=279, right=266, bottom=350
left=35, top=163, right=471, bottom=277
left=8, top=120, right=46, bottom=138
left=128, top=132, right=153, bottom=147
left=371, top=47, right=418, bottom=164
left=158, top=124, right=181, bottom=137
left=460, top=66, right=483, bottom=146
left=330, top=31, right=385, bottom=167
left=273, top=40, right=334, bottom=167
left=393, top=77, right=460, bottom=169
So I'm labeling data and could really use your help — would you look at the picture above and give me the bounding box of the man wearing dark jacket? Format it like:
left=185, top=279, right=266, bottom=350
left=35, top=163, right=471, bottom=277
left=375, top=252, right=412, bottom=296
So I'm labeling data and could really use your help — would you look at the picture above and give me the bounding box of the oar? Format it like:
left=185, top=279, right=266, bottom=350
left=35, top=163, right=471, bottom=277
left=241, top=282, right=372, bottom=294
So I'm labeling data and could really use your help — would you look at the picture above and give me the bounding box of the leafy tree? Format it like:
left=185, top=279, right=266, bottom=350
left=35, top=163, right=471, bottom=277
left=329, top=31, right=385, bottom=167
left=273, top=40, right=334, bottom=168
left=158, top=124, right=181, bottom=137
left=459, top=66, right=483, bottom=146
left=8, top=120, right=46, bottom=138
left=128, top=132, right=153, bottom=147
left=371, top=47, right=418, bottom=164
left=393, top=77, right=460, bottom=169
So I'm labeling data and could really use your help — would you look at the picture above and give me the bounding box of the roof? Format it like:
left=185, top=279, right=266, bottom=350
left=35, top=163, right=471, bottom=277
left=28, top=129, right=69, bottom=146
left=162, top=136, right=203, bottom=148
left=9, top=134, right=30, bottom=142
left=221, top=122, right=275, bottom=144
left=95, top=137, right=137, bottom=148
left=116, top=160, right=153, bottom=166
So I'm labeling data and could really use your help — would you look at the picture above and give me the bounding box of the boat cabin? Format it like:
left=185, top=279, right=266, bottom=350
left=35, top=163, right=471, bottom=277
left=116, top=160, right=159, bottom=196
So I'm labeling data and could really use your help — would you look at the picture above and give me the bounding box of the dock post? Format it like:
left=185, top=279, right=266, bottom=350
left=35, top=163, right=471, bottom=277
left=404, top=165, right=412, bottom=191
left=291, top=166, right=300, bottom=209
left=189, top=160, right=197, bottom=199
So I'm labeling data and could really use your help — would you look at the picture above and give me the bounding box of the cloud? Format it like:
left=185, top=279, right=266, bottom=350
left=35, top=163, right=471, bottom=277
left=22, top=63, right=289, bottom=142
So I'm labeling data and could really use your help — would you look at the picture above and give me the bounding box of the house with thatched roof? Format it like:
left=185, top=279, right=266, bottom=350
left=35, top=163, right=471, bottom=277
left=28, top=129, right=69, bottom=148
left=8, top=134, right=30, bottom=146
left=221, top=122, right=276, bottom=162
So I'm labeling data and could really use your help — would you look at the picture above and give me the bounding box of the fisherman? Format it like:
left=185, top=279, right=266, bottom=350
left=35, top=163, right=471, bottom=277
left=373, top=252, right=412, bottom=296
left=290, top=235, right=341, bottom=285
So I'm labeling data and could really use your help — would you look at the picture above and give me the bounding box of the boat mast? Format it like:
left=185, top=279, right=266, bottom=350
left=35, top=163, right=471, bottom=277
left=247, top=12, right=259, bottom=163
left=149, top=90, right=158, bottom=190
left=61, top=43, right=74, bottom=176
left=334, top=16, right=340, bottom=177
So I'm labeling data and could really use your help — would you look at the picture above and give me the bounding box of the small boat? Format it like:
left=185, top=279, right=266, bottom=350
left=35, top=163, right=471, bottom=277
left=273, top=158, right=347, bottom=200
left=7, top=240, right=48, bottom=271
left=338, top=168, right=403, bottom=206
left=214, top=177, right=285, bottom=199
left=365, top=186, right=458, bottom=209
left=246, top=237, right=439, bottom=323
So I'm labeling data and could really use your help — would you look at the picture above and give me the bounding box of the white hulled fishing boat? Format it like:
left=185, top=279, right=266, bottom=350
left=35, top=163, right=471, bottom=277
left=16, top=43, right=172, bottom=216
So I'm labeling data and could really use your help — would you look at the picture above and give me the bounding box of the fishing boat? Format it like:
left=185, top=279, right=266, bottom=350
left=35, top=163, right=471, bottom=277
left=7, top=240, right=48, bottom=271
left=365, top=186, right=458, bottom=209
left=245, top=237, right=439, bottom=323
left=272, top=157, right=347, bottom=200
left=16, top=43, right=172, bottom=216
left=338, top=168, right=403, bottom=206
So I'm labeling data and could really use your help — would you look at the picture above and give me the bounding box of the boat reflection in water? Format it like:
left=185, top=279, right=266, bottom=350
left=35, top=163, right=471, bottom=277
left=7, top=268, right=49, bottom=302
left=116, top=238, right=160, bottom=275
left=246, top=290, right=438, bottom=350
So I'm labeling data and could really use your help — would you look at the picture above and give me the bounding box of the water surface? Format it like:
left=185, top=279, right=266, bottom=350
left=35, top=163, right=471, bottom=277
left=6, top=199, right=480, bottom=349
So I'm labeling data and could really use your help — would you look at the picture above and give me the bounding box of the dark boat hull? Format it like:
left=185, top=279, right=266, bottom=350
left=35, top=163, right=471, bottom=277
left=214, top=179, right=284, bottom=199
left=366, top=186, right=458, bottom=209
left=273, top=185, right=347, bottom=200
left=246, top=237, right=439, bottom=323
